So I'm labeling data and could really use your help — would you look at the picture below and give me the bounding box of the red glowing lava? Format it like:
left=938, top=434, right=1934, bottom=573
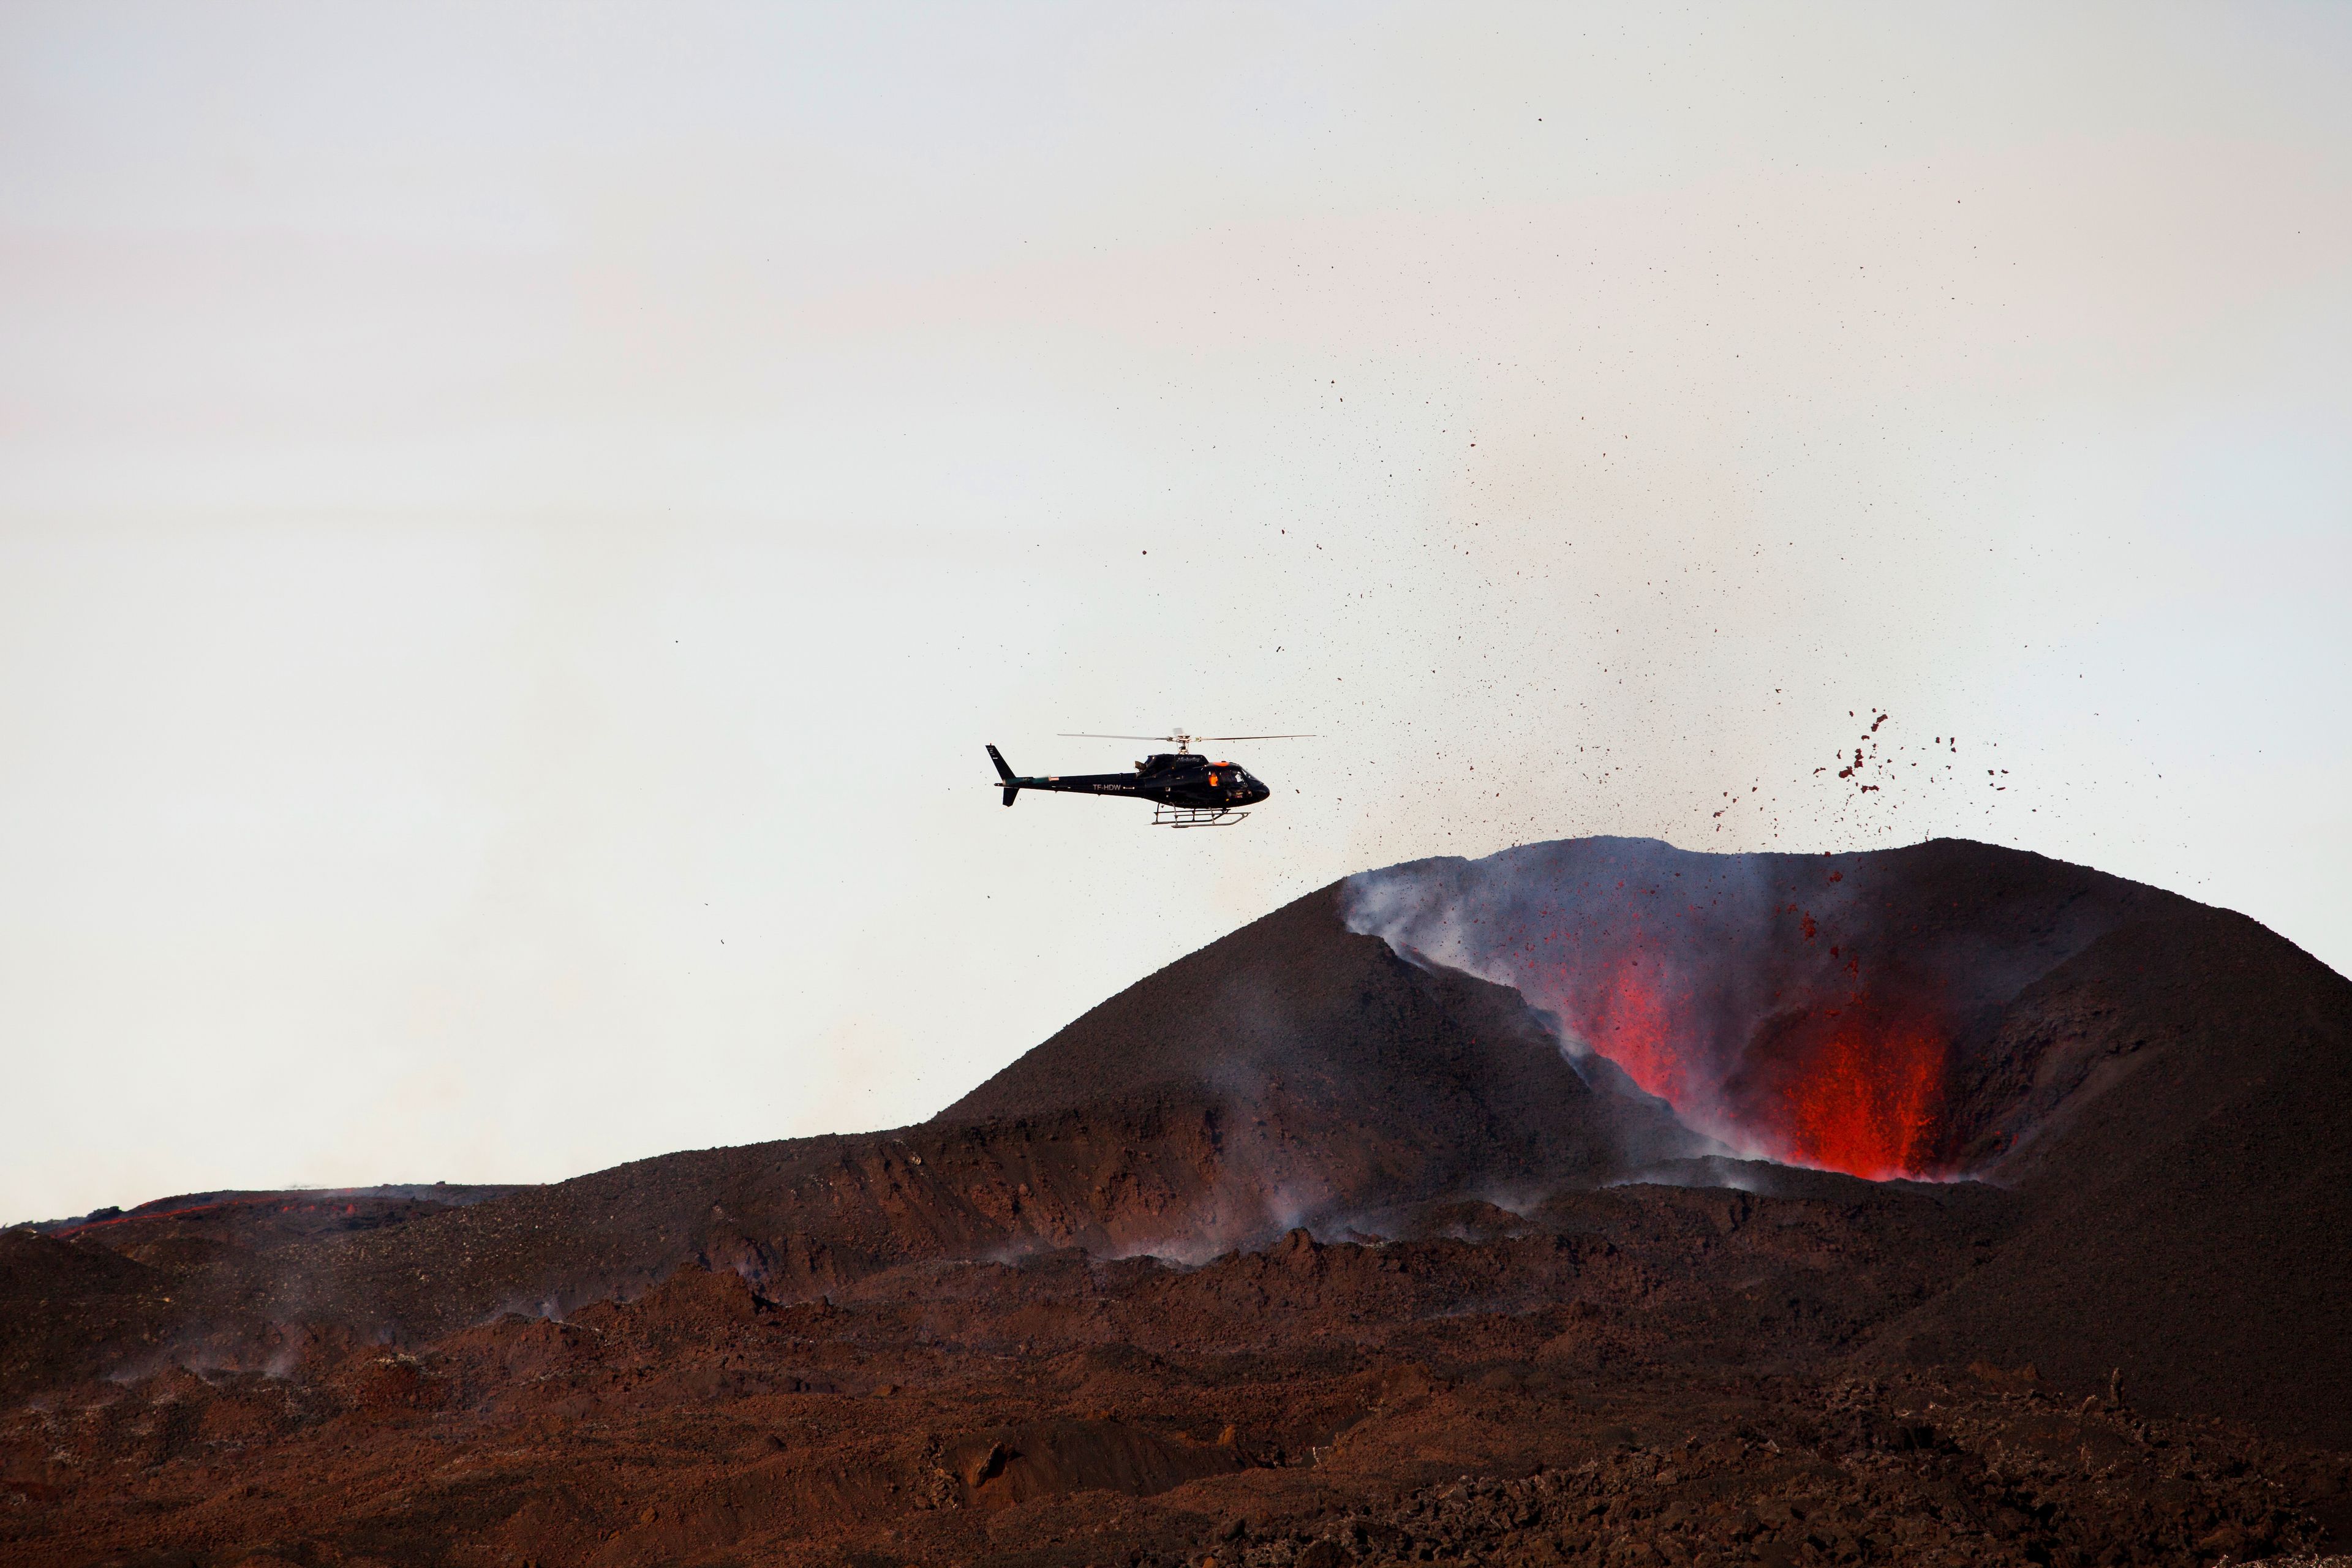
left=1755, top=1005, right=1948, bottom=1180
left=1544, top=951, right=1951, bottom=1180
left=1559, top=957, right=1691, bottom=1107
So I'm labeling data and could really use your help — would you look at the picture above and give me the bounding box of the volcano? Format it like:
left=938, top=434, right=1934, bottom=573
left=4, top=837, right=2350, bottom=1568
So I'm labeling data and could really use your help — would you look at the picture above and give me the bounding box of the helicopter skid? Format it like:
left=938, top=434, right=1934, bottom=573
left=1152, top=804, right=1249, bottom=828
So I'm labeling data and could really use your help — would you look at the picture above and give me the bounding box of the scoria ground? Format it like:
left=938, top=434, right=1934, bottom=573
left=6, top=839, right=2350, bottom=1567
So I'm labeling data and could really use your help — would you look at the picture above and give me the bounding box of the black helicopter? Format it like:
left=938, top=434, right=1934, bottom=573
left=986, top=732, right=1307, bottom=827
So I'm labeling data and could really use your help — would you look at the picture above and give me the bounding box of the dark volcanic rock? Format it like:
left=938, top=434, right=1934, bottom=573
left=0, top=1231, right=173, bottom=1396
left=47, top=883, right=1702, bottom=1353
left=1877, top=905, right=2352, bottom=1441
left=935, top=881, right=1709, bottom=1210
left=3, top=835, right=2349, bottom=1566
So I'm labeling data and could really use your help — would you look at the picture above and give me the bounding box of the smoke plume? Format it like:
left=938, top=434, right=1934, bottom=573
left=1341, top=837, right=2054, bottom=1180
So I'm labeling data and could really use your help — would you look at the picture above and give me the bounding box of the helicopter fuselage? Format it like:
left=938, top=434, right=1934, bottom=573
left=987, top=746, right=1271, bottom=813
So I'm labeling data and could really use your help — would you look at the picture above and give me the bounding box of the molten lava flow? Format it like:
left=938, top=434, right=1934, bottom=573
left=1335, top=841, right=2066, bottom=1186
left=1556, top=957, right=1690, bottom=1106
left=1346, top=858, right=1960, bottom=1181
left=1541, top=949, right=1952, bottom=1180
left=1761, top=1005, right=1948, bottom=1180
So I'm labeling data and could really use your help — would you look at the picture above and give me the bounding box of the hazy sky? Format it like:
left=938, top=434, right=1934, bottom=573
left=4, top=2, right=2347, bottom=1222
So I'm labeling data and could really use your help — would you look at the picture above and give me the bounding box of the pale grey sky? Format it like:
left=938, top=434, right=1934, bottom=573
left=4, top=2, right=2347, bottom=1221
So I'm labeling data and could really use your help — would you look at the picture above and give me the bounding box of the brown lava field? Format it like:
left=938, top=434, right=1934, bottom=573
left=4, top=838, right=2350, bottom=1568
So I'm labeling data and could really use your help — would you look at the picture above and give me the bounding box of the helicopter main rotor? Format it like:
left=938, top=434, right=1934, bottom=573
left=1060, top=730, right=1313, bottom=755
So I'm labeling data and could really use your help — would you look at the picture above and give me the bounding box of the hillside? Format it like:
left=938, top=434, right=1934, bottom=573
left=4, top=837, right=2348, bottom=1566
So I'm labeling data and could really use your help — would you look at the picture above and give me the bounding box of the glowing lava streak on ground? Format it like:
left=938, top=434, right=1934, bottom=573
left=1547, top=953, right=1951, bottom=1181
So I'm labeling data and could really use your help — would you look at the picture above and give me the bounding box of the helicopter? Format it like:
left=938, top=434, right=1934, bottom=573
left=986, top=731, right=1309, bottom=827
